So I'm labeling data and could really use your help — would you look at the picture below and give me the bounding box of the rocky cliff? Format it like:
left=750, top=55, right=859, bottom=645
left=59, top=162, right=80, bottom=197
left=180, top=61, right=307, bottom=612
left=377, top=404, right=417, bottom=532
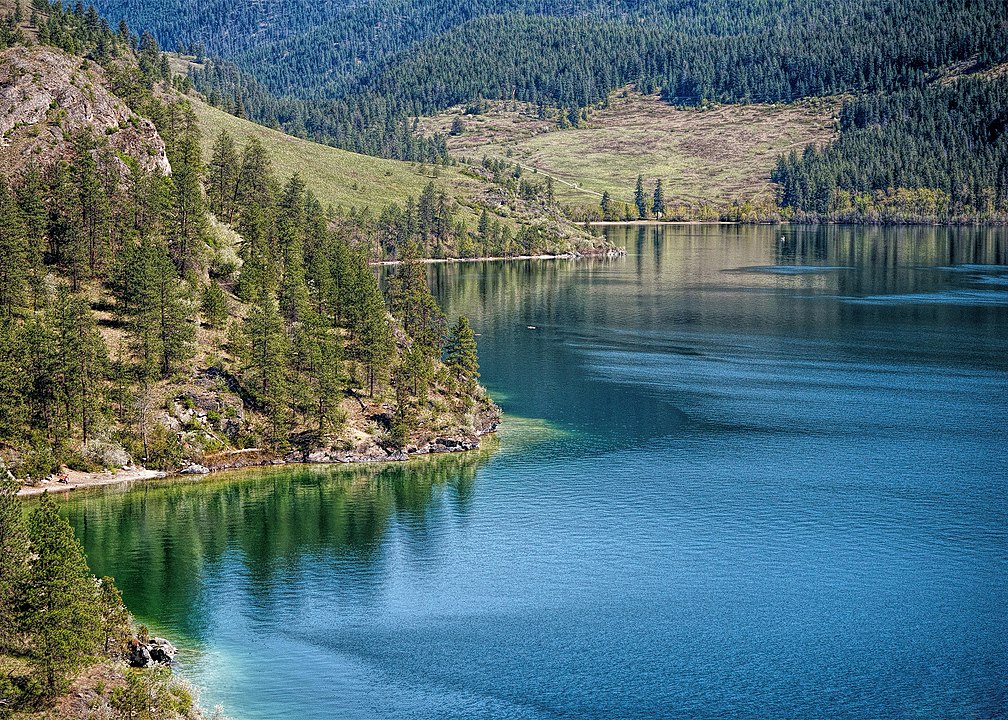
left=0, top=45, right=170, bottom=176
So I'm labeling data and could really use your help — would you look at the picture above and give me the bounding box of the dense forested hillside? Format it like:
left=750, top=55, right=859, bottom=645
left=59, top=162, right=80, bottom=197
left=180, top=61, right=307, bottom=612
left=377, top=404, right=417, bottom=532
left=90, top=0, right=1008, bottom=162
left=0, top=8, right=510, bottom=492
left=773, top=77, right=1008, bottom=220
left=82, top=0, right=1008, bottom=222
left=93, top=0, right=1008, bottom=104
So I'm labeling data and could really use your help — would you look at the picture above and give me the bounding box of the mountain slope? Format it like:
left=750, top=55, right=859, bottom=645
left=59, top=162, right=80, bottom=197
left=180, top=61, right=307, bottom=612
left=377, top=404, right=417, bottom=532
left=0, top=38, right=501, bottom=486
left=190, top=92, right=611, bottom=255
left=191, top=96, right=486, bottom=218
left=0, top=45, right=169, bottom=176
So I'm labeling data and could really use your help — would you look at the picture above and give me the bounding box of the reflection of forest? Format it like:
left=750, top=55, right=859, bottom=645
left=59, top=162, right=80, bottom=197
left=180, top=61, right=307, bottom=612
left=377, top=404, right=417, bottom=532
left=420, top=224, right=1008, bottom=447
left=429, top=226, right=1008, bottom=333
left=62, top=450, right=492, bottom=638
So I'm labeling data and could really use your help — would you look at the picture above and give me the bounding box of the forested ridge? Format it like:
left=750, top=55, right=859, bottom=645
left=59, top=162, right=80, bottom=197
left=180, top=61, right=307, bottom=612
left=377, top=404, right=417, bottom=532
left=0, top=7, right=499, bottom=488
left=184, top=0, right=1007, bottom=160
left=773, top=78, right=1008, bottom=220
left=81, top=0, right=1008, bottom=223
left=93, top=0, right=1008, bottom=106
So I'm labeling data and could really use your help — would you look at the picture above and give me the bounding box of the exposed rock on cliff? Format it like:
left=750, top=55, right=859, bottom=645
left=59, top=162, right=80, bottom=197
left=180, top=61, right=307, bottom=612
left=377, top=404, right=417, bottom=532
left=0, top=45, right=170, bottom=176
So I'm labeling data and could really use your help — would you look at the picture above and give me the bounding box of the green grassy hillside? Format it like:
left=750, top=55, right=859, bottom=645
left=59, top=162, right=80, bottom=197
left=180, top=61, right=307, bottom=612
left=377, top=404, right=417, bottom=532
left=191, top=98, right=487, bottom=221
left=191, top=95, right=609, bottom=253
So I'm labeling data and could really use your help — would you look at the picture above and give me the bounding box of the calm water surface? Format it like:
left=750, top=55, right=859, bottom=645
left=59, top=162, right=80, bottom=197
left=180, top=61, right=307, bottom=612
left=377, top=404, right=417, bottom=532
left=63, top=225, right=1008, bottom=719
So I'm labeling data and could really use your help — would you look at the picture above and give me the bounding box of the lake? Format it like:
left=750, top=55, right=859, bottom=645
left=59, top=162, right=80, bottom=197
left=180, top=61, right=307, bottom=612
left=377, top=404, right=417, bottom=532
left=62, top=224, right=1008, bottom=719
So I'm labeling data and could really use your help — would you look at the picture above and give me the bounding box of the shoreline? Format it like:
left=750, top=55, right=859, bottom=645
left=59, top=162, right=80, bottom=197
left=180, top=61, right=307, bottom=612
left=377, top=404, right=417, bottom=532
left=17, top=467, right=169, bottom=497
left=585, top=218, right=1008, bottom=227
left=370, top=247, right=625, bottom=265
left=17, top=430, right=499, bottom=498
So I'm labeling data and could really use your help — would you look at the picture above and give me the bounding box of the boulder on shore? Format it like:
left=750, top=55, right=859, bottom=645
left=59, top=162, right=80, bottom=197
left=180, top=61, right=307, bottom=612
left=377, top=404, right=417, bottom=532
left=128, top=637, right=178, bottom=668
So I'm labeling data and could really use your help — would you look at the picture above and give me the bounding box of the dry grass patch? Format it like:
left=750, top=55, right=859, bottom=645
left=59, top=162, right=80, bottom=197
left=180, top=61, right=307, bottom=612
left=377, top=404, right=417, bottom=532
left=422, top=90, right=840, bottom=208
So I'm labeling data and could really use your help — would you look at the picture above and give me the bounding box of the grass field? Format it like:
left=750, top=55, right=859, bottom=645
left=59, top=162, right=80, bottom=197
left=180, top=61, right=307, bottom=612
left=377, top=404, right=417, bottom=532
left=191, top=98, right=488, bottom=221
left=420, top=90, right=840, bottom=208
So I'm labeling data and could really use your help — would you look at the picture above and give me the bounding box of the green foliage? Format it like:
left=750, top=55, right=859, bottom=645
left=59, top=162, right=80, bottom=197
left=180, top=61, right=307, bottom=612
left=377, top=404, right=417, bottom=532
left=241, top=289, right=289, bottom=437
left=350, top=259, right=393, bottom=398
left=387, top=243, right=446, bottom=358
left=443, top=315, right=479, bottom=386
left=97, top=576, right=131, bottom=656
left=599, top=190, right=612, bottom=221
left=0, top=474, right=27, bottom=648
left=30, top=0, right=126, bottom=62
left=0, top=177, right=31, bottom=319
left=201, top=281, right=229, bottom=328
left=23, top=494, right=102, bottom=694
left=652, top=179, right=665, bottom=220
left=0, top=484, right=133, bottom=706
left=634, top=175, right=647, bottom=220
left=114, top=236, right=195, bottom=379
left=50, top=284, right=109, bottom=447
left=773, top=78, right=1008, bottom=221
left=110, top=667, right=196, bottom=720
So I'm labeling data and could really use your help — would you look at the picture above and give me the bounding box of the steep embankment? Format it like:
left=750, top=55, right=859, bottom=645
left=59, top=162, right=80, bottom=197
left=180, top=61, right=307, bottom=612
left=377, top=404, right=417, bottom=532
left=419, top=90, right=840, bottom=214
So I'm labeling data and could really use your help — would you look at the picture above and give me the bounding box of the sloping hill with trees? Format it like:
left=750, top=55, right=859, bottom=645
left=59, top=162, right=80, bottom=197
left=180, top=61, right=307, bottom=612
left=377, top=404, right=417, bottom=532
left=86, top=0, right=1008, bottom=222
left=420, top=91, right=840, bottom=218
left=0, top=21, right=502, bottom=493
left=189, top=94, right=612, bottom=254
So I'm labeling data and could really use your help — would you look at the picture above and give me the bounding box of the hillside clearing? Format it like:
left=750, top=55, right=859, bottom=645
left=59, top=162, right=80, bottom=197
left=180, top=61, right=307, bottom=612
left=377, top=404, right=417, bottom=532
left=420, top=91, right=840, bottom=209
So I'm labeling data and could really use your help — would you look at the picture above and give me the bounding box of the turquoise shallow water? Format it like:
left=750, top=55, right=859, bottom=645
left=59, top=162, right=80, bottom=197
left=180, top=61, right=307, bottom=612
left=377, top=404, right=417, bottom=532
left=63, top=225, right=1008, bottom=719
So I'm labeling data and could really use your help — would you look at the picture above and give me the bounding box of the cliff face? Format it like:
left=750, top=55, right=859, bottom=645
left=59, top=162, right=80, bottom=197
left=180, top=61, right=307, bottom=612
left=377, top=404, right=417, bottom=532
left=0, top=45, right=171, bottom=176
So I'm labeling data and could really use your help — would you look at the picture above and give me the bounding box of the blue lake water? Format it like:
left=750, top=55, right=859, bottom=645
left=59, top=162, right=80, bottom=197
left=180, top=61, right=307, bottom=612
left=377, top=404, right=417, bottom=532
left=63, top=224, right=1008, bottom=719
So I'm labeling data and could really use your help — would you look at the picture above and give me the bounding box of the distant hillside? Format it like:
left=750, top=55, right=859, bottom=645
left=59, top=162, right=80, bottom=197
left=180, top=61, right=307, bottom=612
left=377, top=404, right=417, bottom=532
left=420, top=91, right=839, bottom=213
left=90, top=0, right=1006, bottom=163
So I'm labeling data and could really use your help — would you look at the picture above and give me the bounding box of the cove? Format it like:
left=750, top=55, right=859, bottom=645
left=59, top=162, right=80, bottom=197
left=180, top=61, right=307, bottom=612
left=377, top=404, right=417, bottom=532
left=61, top=224, right=1008, bottom=719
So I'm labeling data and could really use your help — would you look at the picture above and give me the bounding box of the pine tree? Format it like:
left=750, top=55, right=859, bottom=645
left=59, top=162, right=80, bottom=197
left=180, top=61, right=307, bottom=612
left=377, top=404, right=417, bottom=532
left=444, top=315, right=479, bottom=384
left=388, top=242, right=445, bottom=359
left=207, top=129, right=238, bottom=218
left=96, top=576, right=130, bottom=656
left=0, top=472, right=28, bottom=649
left=122, top=237, right=194, bottom=378
left=242, top=288, right=289, bottom=437
left=635, top=175, right=647, bottom=219
left=168, top=117, right=206, bottom=274
left=349, top=261, right=392, bottom=397
left=476, top=208, right=490, bottom=256
left=16, top=166, right=47, bottom=310
left=74, top=134, right=112, bottom=280
left=305, top=316, right=344, bottom=435
left=652, top=179, right=666, bottom=219
left=23, top=493, right=102, bottom=695
left=0, top=176, right=29, bottom=318
left=201, top=281, right=228, bottom=329
left=600, top=190, right=612, bottom=221
left=50, top=285, right=107, bottom=447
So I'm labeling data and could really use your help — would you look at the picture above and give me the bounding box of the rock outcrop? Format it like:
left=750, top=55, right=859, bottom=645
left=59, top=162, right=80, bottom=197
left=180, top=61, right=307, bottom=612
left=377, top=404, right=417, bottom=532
left=128, top=637, right=178, bottom=668
left=0, top=45, right=170, bottom=177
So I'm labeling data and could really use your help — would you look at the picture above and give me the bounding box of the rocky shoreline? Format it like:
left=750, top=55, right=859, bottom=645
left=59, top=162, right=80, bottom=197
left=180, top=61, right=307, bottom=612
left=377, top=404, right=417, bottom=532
left=16, top=419, right=499, bottom=497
